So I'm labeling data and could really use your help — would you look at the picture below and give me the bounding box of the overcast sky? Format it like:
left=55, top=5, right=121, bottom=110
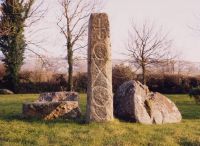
left=27, top=0, right=200, bottom=62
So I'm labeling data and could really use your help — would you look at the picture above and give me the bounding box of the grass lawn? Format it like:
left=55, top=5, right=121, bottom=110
left=0, top=94, right=200, bottom=146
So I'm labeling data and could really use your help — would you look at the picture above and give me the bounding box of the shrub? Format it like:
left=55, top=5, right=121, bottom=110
left=0, top=63, right=5, bottom=80
left=2, top=66, right=200, bottom=94
left=19, top=71, right=32, bottom=83
left=112, top=64, right=135, bottom=93
left=189, top=76, right=200, bottom=87
left=18, top=82, right=63, bottom=93
left=146, top=74, right=164, bottom=92
left=18, top=71, right=68, bottom=93
left=73, top=72, right=88, bottom=92
left=189, top=87, right=200, bottom=104
left=145, top=74, right=200, bottom=94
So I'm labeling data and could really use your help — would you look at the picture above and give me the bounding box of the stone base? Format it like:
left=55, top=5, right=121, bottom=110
left=22, top=101, right=81, bottom=120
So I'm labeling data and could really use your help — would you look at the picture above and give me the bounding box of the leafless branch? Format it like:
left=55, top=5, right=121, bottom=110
left=56, top=0, right=102, bottom=90
left=126, top=20, right=173, bottom=84
left=57, top=0, right=101, bottom=51
left=26, top=47, right=50, bottom=67
left=24, top=0, right=48, bottom=27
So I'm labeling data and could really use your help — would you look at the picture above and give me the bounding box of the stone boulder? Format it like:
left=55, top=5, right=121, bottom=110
left=114, top=81, right=182, bottom=124
left=22, top=92, right=81, bottom=120
left=0, top=89, right=14, bottom=94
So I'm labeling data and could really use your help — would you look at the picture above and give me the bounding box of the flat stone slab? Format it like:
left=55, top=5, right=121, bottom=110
left=22, top=101, right=81, bottom=120
left=37, top=91, right=79, bottom=102
left=22, top=92, right=81, bottom=120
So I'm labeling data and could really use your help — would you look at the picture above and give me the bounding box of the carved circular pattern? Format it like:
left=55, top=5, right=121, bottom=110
left=92, top=86, right=112, bottom=120
left=93, top=43, right=107, bottom=60
left=93, top=86, right=110, bottom=106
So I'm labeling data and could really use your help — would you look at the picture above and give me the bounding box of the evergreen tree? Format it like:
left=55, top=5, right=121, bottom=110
left=0, top=0, right=34, bottom=92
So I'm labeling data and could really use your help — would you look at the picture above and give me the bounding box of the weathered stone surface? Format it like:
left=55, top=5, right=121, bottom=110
left=37, top=91, right=79, bottom=102
left=114, top=80, right=182, bottom=124
left=86, top=13, right=113, bottom=122
left=22, top=101, right=81, bottom=120
left=22, top=92, right=81, bottom=120
left=148, top=92, right=182, bottom=124
left=0, top=89, right=14, bottom=94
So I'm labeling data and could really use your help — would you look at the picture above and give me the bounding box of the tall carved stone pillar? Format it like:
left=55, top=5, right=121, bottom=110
left=86, top=13, right=113, bottom=122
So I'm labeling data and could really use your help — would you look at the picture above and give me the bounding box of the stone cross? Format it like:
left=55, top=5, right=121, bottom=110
left=96, top=18, right=107, bottom=40
left=86, top=13, right=113, bottom=122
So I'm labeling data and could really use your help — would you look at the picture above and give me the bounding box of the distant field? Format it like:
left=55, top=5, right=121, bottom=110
left=0, top=94, right=200, bottom=146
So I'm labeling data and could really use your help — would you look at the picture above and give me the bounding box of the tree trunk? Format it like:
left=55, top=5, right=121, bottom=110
left=67, top=46, right=73, bottom=91
left=142, top=64, right=146, bottom=85
left=66, top=17, right=74, bottom=91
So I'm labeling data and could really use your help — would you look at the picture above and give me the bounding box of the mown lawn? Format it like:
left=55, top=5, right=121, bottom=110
left=0, top=94, right=200, bottom=146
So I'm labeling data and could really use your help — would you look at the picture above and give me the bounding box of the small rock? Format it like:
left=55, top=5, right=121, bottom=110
left=0, top=89, right=14, bottom=94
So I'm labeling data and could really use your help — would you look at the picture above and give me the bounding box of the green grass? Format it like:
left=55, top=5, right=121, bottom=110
left=0, top=94, right=200, bottom=146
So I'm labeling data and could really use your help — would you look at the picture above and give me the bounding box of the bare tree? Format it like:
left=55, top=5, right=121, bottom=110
left=126, top=21, right=173, bottom=84
left=57, top=0, right=102, bottom=91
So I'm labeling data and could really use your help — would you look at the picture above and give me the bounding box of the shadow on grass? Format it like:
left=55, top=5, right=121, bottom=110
left=176, top=103, right=200, bottom=120
left=0, top=112, right=88, bottom=125
left=179, top=138, right=200, bottom=146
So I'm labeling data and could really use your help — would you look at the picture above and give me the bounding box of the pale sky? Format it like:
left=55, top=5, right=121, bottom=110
left=27, top=0, right=200, bottom=62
